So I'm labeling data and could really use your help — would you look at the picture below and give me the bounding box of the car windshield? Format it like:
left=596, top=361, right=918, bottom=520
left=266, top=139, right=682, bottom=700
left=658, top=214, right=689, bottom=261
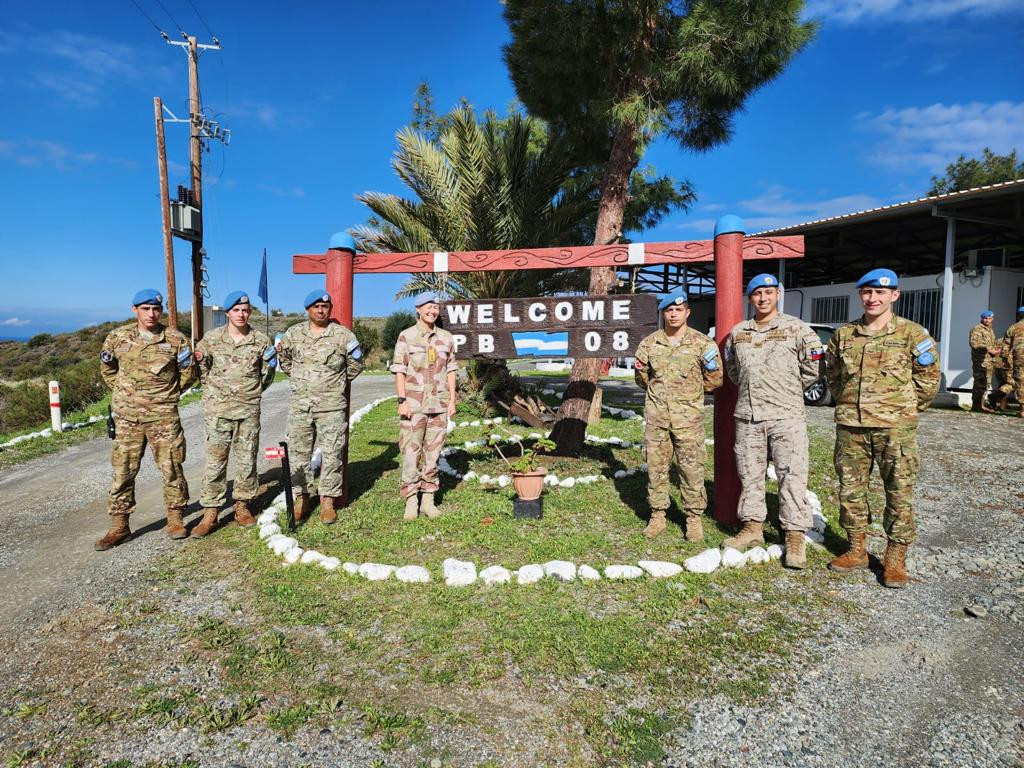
left=814, top=326, right=833, bottom=345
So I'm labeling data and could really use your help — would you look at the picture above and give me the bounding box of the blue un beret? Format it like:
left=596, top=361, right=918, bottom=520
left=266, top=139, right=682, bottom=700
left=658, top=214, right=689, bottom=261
left=223, top=290, right=250, bottom=311
left=304, top=290, right=332, bottom=309
left=132, top=288, right=163, bottom=307
left=746, top=273, right=779, bottom=296
left=857, top=268, right=899, bottom=289
left=658, top=291, right=689, bottom=311
left=1018, top=306, right=1024, bottom=314
left=413, top=292, right=440, bottom=308
left=981, top=310, right=994, bottom=319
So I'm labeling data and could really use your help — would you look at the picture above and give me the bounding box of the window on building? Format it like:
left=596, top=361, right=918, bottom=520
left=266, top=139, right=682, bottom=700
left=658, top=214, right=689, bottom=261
left=811, top=295, right=849, bottom=324
left=895, top=288, right=942, bottom=340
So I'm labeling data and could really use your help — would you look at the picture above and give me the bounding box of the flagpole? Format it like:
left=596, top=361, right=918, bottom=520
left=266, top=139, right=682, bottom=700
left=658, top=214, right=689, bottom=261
left=263, top=248, right=270, bottom=337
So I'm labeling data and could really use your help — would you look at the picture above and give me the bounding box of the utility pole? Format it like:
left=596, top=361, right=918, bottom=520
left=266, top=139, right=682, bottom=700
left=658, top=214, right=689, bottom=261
left=154, top=96, right=177, bottom=325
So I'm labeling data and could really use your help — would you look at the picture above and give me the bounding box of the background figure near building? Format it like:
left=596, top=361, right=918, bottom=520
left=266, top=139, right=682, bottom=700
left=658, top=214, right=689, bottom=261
left=391, top=293, right=458, bottom=521
left=825, top=269, right=940, bottom=589
left=191, top=291, right=277, bottom=538
left=968, top=310, right=999, bottom=412
left=723, top=274, right=826, bottom=569
left=95, top=289, right=196, bottom=551
left=999, top=306, right=1024, bottom=415
left=634, top=291, right=723, bottom=543
left=277, top=290, right=364, bottom=525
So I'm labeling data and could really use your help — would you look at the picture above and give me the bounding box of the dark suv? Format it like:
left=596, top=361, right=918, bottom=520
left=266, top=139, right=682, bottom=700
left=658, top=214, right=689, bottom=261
left=803, top=323, right=836, bottom=406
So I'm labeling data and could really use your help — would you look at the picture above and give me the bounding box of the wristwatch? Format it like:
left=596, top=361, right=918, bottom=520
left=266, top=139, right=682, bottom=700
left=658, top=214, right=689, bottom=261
left=397, top=397, right=407, bottom=404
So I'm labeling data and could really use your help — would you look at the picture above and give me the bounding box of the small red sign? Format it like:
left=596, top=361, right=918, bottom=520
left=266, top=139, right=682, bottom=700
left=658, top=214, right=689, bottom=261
left=264, top=447, right=285, bottom=460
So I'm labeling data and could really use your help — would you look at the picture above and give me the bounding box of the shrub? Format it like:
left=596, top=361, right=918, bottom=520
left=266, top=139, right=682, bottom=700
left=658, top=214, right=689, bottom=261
left=352, top=320, right=380, bottom=359
left=27, top=333, right=53, bottom=348
left=381, top=311, right=416, bottom=358
left=0, top=382, right=48, bottom=434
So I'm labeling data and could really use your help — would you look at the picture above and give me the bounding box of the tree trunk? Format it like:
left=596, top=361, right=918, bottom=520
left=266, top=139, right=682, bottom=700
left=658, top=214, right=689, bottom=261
left=549, top=121, right=640, bottom=456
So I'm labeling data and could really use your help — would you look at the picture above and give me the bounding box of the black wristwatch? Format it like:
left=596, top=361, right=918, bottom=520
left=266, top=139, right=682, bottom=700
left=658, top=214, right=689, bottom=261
left=397, top=397, right=407, bottom=404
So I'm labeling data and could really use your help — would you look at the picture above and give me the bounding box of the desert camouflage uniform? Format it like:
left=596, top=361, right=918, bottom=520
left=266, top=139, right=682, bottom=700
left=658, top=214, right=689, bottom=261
left=195, top=325, right=276, bottom=507
left=278, top=321, right=364, bottom=497
left=100, top=323, right=197, bottom=516
left=635, top=328, right=723, bottom=517
left=390, top=322, right=458, bottom=499
left=725, top=314, right=824, bottom=532
left=968, top=322, right=998, bottom=407
left=1001, top=319, right=1024, bottom=405
left=825, top=315, right=940, bottom=545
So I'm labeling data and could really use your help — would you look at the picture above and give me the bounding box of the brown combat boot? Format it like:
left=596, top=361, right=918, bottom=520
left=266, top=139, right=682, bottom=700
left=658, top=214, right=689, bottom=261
left=403, top=494, right=419, bottom=521
left=882, top=541, right=910, bottom=589
left=94, top=514, right=131, bottom=551
left=643, top=509, right=667, bottom=538
left=684, top=515, right=704, bottom=543
left=233, top=500, right=256, bottom=527
left=723, top=521, right=763, bottom=550
left=320, top=496, right=337, bottom=525
left=828, top=531, right=869, bottom=572
left=784, top=530, right=807, bottom=569
left=165, top=507, right=187, bottom=540
left=191, top=508, right=220, bottom=538
left=293, top=494, right=309, bottom=525
left=420, top=492, right=441, bottom=519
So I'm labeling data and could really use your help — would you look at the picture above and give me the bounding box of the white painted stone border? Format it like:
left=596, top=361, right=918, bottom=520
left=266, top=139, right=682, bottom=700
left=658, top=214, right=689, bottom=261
left=0, top=414, right=106, bottom=449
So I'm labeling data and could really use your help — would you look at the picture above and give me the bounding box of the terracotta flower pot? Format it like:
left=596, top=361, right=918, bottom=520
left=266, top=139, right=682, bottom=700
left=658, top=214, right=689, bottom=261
left=511, top=468, right=547, bottom=501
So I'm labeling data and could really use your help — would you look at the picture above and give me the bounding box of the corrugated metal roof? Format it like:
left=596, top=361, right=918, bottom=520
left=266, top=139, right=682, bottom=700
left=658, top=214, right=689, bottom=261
left=754, top=177, right=1024, bottom=236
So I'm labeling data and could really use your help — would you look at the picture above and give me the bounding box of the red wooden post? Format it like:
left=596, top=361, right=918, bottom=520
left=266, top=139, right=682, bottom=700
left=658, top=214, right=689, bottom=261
left=327, top=232, right=356, bottom=506
left=713, top=215, right=745, bottom=527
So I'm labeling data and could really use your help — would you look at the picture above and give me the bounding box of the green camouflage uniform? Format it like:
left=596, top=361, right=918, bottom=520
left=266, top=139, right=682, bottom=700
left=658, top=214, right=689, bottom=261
left=100, top=323, right=197, bottom=516
left=390, top=322, right=458, bottom=499
left=195, top=325, right=276, bottom=507
left=635, top=327, right=723, bottom=517
left=1001, top=319, right=1024, bottom=404
left=278, top=321, right=364, bottom=497
left=725, top=314, right=825, bottom=532
left=825, top=315, right=940, bottom=545
left=968, top=322, right=997, bottom=407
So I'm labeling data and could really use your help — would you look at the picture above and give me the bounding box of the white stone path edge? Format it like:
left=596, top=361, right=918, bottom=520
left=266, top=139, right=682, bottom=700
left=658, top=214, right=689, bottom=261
left=252, top=397, right=830, bottom=587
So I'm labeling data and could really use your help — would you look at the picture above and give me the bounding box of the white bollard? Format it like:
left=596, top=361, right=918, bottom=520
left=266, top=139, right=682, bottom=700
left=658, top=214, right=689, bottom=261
left=48, top=381, right=63, bottom=433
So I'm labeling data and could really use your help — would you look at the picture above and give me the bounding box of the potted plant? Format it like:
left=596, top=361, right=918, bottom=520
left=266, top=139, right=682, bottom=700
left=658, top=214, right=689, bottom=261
left=488, top=430, right=556, bottom=501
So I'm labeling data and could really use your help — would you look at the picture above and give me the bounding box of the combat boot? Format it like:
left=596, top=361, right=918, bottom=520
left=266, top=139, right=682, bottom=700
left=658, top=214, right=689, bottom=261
left=403, top=494, right=419, bottom=521
left=191, top=508, right=220, bottom=538
left=882, top=541, right=910, bottom=589
left=722, top=521, right=763, bottom=551
left=643, top=509, right=666, bottom=538
left=420, top=492, right=441, bottom=519
left=828, top=531, right=869, bottom=572
left=165, top=507, right=187, bottom=540
left=784, top=530, right=807, bottom=569
left=94, top=514, right=131, bottom=551
left=293, top=494, right=309, bottom=525
left=320, top=496, right=337, bottom=525
left=233, top=500, right=256, bottom=527
left=684, top=515, right=704, bottom=543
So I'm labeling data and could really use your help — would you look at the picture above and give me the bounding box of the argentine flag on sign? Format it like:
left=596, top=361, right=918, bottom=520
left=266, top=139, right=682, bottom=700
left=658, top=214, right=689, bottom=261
left=512, top=331, right=569, bottom=357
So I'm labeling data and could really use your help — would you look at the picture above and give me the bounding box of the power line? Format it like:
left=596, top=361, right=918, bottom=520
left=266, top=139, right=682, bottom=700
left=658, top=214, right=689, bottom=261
left=184, top=0, right=217, bottom=41
left=127, top=0, right=166, bottom=36
left=153, top=0, right=188, bottom=39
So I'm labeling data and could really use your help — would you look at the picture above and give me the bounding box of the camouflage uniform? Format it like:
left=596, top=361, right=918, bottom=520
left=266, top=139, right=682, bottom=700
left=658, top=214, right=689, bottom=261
left=825, top=315, right=940, bottom=545
left=195, top=325, right=276, bottom=507
left=390, top=322, right=458, bottom=499
left=1001, top=319, right=1024, bottom=405
left=100, top=323, right=197, bottom=516
left=724, top=314, right=824, bottom=532
left=968, top=322, right=997, bottom=407
left=635, top=328, right=723, bottom=517
left=278, top=321, right=364, bottom=497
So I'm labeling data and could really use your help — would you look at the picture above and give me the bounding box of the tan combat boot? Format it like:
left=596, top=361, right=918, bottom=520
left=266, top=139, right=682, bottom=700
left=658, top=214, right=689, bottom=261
left=420, top=492, right=441, bottom=519
left=722, top=521, right=763, bottom=551
left=234, top=500, right=256, bottom=527
left=685, top=515, right=704, bottom=543
left=166, top=507, right=188, bottom=540
left=784, top=530, right=807, bottom=569
left=191, top=508, right=220, bottom=538
left=828, top=531, right=869, bottom=572
left=320, top=496, right=337, bottom=525
left=293, top=494, right=309, bottom=525
left=94, top=514, right=131, bottom=551
left=643, top=509, right=667, bottom=538
left=403, top=494, right=419, bottom=521
left=881, top=541, right=910, bottom=589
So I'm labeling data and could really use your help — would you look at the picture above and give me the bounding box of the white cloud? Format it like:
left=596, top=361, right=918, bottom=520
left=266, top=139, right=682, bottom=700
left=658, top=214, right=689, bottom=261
left=805, top=0, right=1021, bottom=23
left=1, top=317, right=30, bottom=326
left=859, top=100, right=1024, bottom=172
left=0, top=138, right=134, bottom=172
left=257, top=183, right=306, bottom=198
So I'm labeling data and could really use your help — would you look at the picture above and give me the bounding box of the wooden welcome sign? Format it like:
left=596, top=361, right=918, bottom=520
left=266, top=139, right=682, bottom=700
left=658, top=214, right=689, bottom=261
left=441, top=295, right=658, bottom=359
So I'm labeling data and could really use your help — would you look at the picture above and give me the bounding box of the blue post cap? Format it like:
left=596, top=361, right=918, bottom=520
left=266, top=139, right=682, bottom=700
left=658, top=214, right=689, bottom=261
left=132, top=288, right=163, bottom=307
left=714, top=214, right=745, bottom=238
left=856, top=268, right=899, bottom=289
left=1018, top=306, right=1024, bottom=314
left=304, top=289, right=332, bottom=309
left=980, top=310, right=994, bottom=319
left=658, top=290, right=689, bottom=311
left=413, top=291, right=440, bottom=307
left=223, top=290, right=251, bottom=310
left=328, top=231, right=357, bottom=253
left=746, top=273, right=779, bottom=296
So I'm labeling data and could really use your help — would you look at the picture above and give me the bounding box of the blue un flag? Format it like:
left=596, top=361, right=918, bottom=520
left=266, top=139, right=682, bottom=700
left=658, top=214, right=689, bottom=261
left=257, top=250, right=268, bottom=304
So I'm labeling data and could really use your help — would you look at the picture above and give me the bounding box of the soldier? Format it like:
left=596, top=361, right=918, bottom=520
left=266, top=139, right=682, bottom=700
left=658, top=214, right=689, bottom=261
left=191, top=291, right=277, bottom=537
left=722, top=274, right=826, bottom=569
left=390, top=292, right=458, bottom=521
left=95, top=289, right=196, bottom=550
left=825, top=269, right=940, bottom=588
left=276, top=290, right=364, bottom=524
left=634, top=290, right=723, bottom=542
left=968, top=310, right=999, bottom=412
left=999, top=306, right=1024, bottom=415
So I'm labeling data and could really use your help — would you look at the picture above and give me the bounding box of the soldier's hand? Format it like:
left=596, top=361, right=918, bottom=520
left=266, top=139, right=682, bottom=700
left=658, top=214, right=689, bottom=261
left=193, top=350, right=204, bottom=363
left=447, top=401, right=457, bottom=418
left=398, top=402, right=412, bottom=420
left=634, top=359, right=647, bottom=371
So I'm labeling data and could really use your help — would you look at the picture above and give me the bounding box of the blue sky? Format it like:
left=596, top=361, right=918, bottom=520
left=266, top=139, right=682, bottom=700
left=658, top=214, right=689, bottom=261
left=1, top=0, right=1022, bottom=338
